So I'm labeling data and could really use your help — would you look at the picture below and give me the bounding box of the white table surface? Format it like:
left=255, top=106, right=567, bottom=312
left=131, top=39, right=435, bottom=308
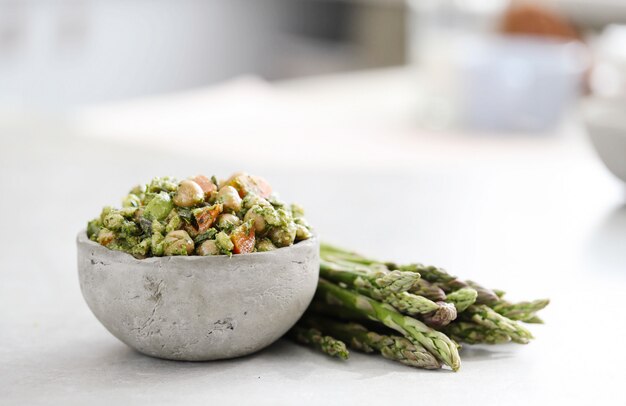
left=1, top=68, right=626, bottom=405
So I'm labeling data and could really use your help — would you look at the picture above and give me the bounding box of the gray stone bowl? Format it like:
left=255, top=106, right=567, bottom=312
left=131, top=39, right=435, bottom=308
left=76, top=231, right=319, bottom=361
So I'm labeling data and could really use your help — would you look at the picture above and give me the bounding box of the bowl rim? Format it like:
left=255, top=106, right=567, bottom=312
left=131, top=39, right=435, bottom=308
left=77, top=229, right=319, bottom=265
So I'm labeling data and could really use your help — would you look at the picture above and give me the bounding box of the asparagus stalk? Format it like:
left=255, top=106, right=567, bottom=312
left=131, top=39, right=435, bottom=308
left=303, top=315, right=442, bottom=369
left=523, top=315, right=544, bottom=324
left=316, top=243, right=548, bottom=355
left=385, top=292, right=442, bottom=315
left=400, top=261, right=545, bottom=322
left=399, top=264, right=500, bottom=305
left=410, top=279, right=447, bottom=302
left=446, top=288, right=478, bottom=312
left=421, top=301, right=457, bottom=329
left=322, top=244, right=516, bottom=307
left=493, top=289, right=506, bottom=298
left=466, top=281, right=500, bottom=305
left=444, top=322, right=511, bottom=345
left=463, top=305, right=533, bottom=344
left=320, top=260, right=418, bottom=295
left=492, top=299, right=550, bottom=322
left=316, top=278, right=461, bottom=371
left=320, top=260, right=448, bottom=315
left=288, top=325, right=349, bottom=360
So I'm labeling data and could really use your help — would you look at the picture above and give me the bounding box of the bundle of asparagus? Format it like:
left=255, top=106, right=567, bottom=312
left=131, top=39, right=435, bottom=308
left=289, top=244, right=549, bottom=372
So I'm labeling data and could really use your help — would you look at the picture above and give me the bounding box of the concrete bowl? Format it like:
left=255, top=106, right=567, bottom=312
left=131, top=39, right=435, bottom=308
left=77, top=231, right=319, bottom=361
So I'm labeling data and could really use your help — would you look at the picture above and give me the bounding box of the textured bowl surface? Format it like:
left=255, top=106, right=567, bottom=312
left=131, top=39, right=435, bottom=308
left=77, top=231, right=319, bottom=361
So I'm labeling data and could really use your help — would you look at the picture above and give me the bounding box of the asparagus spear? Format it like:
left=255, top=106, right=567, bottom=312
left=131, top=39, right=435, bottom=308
left=316, top=278, right=461, bottom=371
left=399, top=263, right=457, bottom=285
left=322, top=244, right=516, bottom=307
left=446, top=288, right=478, bottom=312
left=422, top=301, right=457, bottom=329
left=492, top=299, right=550, bottom=322
left=463, top=305, right=533, bottom=344
left=317, top=243, right=548, bottom=351
left=493, top=289, right=506, bottom=298
left=399, top=261, right=544, bottom=321
left=303, top=315, right=442, bottom=369
left=321, top=260, right=448, bottom=315
left=444, top=322, right=511, bottom=345
left=288, top=325, right=349, bottom=360
left=466, top=281, right=500, bottom=305
left=410, top=279, right=447, bottom=302
left=320, top=260, right=418, bottom=295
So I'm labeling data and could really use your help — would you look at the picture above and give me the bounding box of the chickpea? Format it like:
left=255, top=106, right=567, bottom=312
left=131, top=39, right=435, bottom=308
left=242, top=194, right=270, bottom=211
left=119, top=207, right=138, bottom=219
left=173, top=180, right=204, bottom=208
left=244, top=206, right=266, bottom=233
left=269, top=223, right=297, bottom=248
left=163, top=230, right=194, bottom=255
left=196, top=240, right=220, bottom=256
left=130, top=238, right=151, bottom=258
left=121, top=220, right=140, bottom=236
left=268, top=195, right=286, bottom=209
left=103, top=212, right=125, bottom=231
left=256, top=238, right=276, bottom=252
left=294, top=216, right=310, bottom=228
left=97, top=229, right=116, bottom=246
left=295, top=224, right=312, bottom=241
left=217, top=186, right=242, bottom=213
left=216, top=213, right=241, bottom=229
left=262, top=206, right=281, bottom=226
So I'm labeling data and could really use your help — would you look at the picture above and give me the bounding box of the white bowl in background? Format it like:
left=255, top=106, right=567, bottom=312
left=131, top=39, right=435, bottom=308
left=458, top=36, right=589, bottom=132
left=585, top=97, right=626, bottom=183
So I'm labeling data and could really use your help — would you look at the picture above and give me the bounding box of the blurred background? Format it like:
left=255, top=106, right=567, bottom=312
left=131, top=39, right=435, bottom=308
left=2, top=1, right=626, bottom=403
left=2, top=0, right=626, bottom=136
left=0, top=0, right=625, bottom=108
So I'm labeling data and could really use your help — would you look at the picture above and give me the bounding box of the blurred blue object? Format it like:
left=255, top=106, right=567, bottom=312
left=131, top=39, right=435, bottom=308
left=458, top=36, right=588, bottom=132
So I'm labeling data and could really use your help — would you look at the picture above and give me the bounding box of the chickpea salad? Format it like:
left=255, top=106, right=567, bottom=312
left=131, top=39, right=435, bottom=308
left=86, top=173, right=313, bottom=258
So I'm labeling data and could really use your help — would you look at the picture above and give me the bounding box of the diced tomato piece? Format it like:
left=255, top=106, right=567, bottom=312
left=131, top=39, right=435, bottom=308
left=231, top=223, right=256, bottom=254
left=194, top=204, right=223, bottom=233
